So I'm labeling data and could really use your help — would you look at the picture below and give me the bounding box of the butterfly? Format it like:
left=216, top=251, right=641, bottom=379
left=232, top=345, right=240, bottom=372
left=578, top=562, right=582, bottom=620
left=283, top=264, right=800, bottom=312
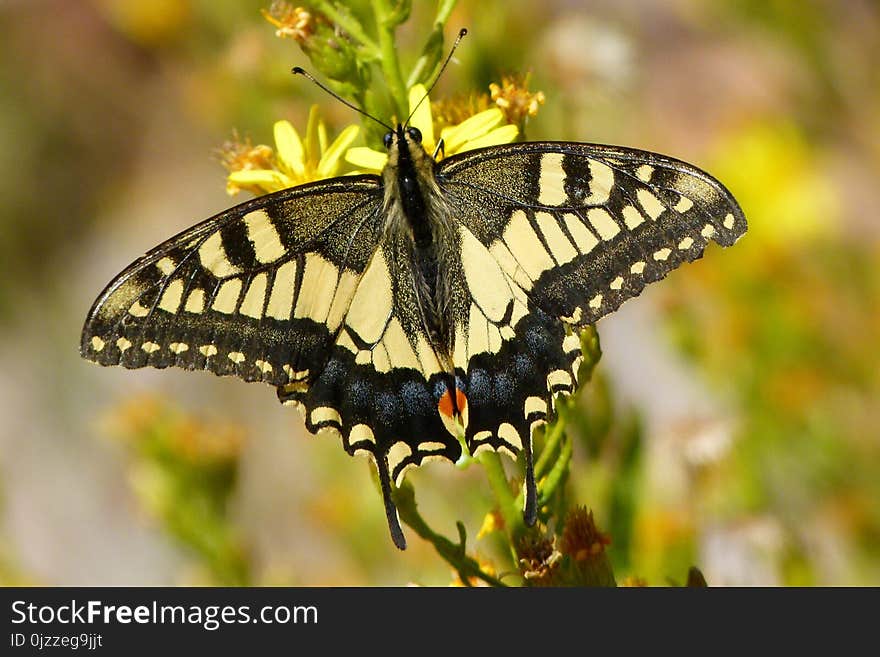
left=81, top=120, right=746, bottom=549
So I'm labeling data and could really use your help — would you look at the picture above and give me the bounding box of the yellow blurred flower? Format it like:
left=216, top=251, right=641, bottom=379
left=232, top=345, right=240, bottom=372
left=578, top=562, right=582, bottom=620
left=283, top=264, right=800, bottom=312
left=345, top=84, right=520, bottom=172
left=261, top=1, right=314, bottom=42
left=223, top=105, right=360, bottom=196
left=490, top=73, right=546, bottom=126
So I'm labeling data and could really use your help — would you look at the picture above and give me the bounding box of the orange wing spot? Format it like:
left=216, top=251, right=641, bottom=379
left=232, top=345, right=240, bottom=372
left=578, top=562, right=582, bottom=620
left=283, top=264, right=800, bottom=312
left=438, top=389, right=454, bottom=419
left=438, top=387, right=469, bottom=437
left=438, top=388, right=468, bottom=418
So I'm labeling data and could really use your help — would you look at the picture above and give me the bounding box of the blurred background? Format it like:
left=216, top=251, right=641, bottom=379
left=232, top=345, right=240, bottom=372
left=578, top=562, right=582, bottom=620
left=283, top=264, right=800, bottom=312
left=0, top=0, right=877, bottom=586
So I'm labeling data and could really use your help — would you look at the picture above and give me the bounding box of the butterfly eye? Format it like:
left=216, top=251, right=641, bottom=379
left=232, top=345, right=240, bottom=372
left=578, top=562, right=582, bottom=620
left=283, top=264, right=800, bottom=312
left=383, top=132, right=393, bottom=149
left=406, top=127, right=422, bottom=143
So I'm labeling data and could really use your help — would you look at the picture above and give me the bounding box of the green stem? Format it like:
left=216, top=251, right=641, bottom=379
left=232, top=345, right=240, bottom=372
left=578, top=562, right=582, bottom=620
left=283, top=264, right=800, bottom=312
left=393, top=482, right=506, bottom=586
left=433, top=0, right=458, bottom=27
left=537, top=427, right=573, bottom=504
left=533, top=407, right=567, bottom=480
left=371, top=0, right=409, bottom=120
left=406, top=0, right=459, bottom=87
left=310, top=0, right=379, bottom=54
left=477, top=451, right=524, bottom=540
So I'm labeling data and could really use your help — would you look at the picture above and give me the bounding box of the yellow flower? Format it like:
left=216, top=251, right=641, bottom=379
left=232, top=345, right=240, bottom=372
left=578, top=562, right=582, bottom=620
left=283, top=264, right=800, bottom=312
left=344, top=84, right=519, bottom=173
left=489, top=73, right=546, bottom=126
left=223, top=105, right=360, bottom=196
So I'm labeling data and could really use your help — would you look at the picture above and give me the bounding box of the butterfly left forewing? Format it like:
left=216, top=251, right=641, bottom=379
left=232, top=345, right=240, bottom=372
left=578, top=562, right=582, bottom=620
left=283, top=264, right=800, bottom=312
left=81, top=176, right=384, bottom=387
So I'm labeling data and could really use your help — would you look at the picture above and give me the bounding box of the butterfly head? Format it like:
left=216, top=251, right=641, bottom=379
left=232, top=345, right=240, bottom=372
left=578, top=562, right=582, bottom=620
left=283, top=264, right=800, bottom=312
left=383, top=124, right=423, bottom=150
left=382, top=123, right=434, bottom=178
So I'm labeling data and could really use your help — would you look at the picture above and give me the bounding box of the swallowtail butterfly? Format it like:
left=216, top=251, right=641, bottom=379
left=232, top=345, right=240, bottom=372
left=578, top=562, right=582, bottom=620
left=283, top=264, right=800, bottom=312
left=81, top=105, right=746, bottom=550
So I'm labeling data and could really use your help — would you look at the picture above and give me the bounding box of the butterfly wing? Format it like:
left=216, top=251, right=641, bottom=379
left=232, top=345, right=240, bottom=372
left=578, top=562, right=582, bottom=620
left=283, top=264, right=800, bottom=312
left=437, top=141, right=746, bottom=515
left=277, top=230, right=462, bottom=549
left=81, top=176, right=385, bottom=387
left=82, top=174, right=460, bottom=550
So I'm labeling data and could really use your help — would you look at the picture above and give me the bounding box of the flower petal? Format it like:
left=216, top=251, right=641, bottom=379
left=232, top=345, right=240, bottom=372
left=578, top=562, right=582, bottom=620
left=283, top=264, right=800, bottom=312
left=345, top=146, right=388, bottom=172
left=317, top=125, right=360, bottom=178
left=305, top=105, right=322, bottom=163
left=227, top=168, right=295, bottom=194
left=441, top=108, right=504, bottom=153
left=457, top=124, right=519, bottom=152
left=273, top=120, right=305, bottom=178
left=407, top=84, right=435, bottom=151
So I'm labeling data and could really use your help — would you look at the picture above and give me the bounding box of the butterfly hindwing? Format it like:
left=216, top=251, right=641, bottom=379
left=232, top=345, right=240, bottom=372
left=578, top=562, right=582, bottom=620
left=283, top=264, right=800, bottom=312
left=278, top=233, right=461, bottom=473
left=277, top=231, right=463, bottom=549
left=81, top=176, right=384, bottom=387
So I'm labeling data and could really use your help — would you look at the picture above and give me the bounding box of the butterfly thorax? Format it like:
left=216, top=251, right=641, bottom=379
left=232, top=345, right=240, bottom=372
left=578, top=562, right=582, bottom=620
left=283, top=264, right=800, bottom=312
left=382, top=126, right=458, bottom=356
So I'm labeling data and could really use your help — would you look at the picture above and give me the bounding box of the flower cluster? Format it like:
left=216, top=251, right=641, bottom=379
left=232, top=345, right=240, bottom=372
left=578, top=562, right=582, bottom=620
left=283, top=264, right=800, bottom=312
left=222, top=82, right=528, bottom=195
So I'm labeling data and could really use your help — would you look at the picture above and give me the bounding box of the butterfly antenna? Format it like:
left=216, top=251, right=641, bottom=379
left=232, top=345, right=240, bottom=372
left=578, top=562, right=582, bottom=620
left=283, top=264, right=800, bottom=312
left=292, top=66, right=393, bottom=132
left=404, top=27, right=468, bottom=127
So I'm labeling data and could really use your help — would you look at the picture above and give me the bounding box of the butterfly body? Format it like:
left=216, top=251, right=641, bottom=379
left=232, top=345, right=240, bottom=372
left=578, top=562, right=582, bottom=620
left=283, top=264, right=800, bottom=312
left=82, top=128, right=746, bottom=549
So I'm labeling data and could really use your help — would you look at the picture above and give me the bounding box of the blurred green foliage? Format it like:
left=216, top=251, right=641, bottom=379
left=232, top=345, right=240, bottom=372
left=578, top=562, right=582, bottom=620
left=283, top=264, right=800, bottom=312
left=104, top=396, right=251, bottom=585
left=1, top=0, right=878, bottom=585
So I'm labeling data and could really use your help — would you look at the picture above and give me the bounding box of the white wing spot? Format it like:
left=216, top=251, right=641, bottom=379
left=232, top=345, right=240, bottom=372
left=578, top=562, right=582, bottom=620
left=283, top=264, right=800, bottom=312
left=637, top=189, right=665, bottom=221
left=524, top=396, right=548, bottom=418
left=701, top=224, right=716, bottom=238
left=243, top=210, right=286, bottom=264
left=90, top=336, right=105, bottom=352
left=158, top=279, right=184, bottom=314
left=156, top=257, right=176, bottom=275
left=497, top=423, right=523, bottom=450
left=589, top=293, right=603, bottom=309
left=129, top=301, right=150, bottom=317
left=199, top=345, right=218, bottom=357
left=538, top=152, right=567, bottom=206
left=723, top=213, right=736, bottom=229
left=239, top=273, right=267, bottom=319
left=653, top=248, right=672, bottom=261
left=116, top=338, right=132, bottom=352
left=610, top=275, right=624, bottom=290
left=678, top=236, right=695, bottom=250
left=636, top=164, right=654, bottom=182
left=228, top=351, right=246, bottom=364
left=255, top=359, right=273, bottom=373
left=212, top=278, right=242, bottom=314
left=311, top=406, right=341, bottom=426
left=622, top=205, right=645, bottom=230
left=675, top=196, right=694, bottom=213
left=630, top=261, right=646, bottom=274
left=141, top=341, right=160, bottom=353
left=199, top=231, right=242, bottom=278
left=184, top=288, right=205, bottom=313
left=563, top=333, right=580, bottom=353
left=266, top=260, right=297, bottom=321
left=586, top=160, right=614, bottom=205
left=419, top=441, right=448, bottom=451
left=547, top=369, right=573, bottom=389
left=169, top=342, right=189, bottom=354
left=587, top=208, right=620, bottom=240
left=350, top=424, right=376, bottom=445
